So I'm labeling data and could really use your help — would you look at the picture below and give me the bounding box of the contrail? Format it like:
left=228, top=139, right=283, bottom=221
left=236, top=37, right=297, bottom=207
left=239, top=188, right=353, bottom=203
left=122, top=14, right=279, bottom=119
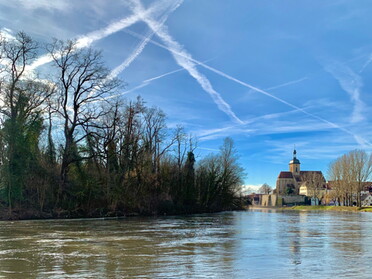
left=143, top=57, right=215, bottom=83
left=265, top=77, right=308, bottom=91
left=101, top=83, right=149, bottom=101
left=359, top=53, right=372, bottom=73
left=325, top=62, right=365, bottom=123
left=124, top=29, right=372, bottom=147
left=195, top=57, right=372, bottom=145
left=98, top=58, right=213, bottom=102
left=27, top=0, right=173, bottom=71
left=106, top=0, right=183, bottom=81
left=143, top=67, right=185, bottom=83
left=128, top=0, right=244, bottom=124
left=89, top=0, right=183, bottom=99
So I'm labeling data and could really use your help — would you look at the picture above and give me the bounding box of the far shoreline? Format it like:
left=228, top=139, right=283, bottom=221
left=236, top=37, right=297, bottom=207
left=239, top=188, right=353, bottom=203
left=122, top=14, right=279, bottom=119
left=247, top=205, right=372, bottom=212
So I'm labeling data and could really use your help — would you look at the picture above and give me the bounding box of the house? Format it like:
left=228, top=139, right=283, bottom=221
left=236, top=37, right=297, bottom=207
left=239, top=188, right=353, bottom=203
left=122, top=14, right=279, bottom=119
left=361, top=183, right=372, bottom=206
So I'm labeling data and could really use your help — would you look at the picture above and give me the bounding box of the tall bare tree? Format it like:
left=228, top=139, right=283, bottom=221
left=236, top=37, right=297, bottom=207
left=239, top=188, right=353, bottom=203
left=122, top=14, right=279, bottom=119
left=348, top=150, right=372, bottom=206
left=47, top=39, right=120, bottom=203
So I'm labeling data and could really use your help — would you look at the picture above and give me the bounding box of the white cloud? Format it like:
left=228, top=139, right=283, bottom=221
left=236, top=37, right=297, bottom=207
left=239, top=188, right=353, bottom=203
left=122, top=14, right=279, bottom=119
left=27, top=0, right=173, bottom=71
left=0, top=28, right=15, bottom=41
left=17, top=0, right=69, bottom=11
left=240, top=184, right=262, bottom=194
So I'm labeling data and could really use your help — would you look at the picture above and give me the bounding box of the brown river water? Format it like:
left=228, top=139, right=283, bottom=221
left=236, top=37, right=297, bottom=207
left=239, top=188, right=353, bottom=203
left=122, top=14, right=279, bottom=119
left=0, top=209, right=371, bottom=278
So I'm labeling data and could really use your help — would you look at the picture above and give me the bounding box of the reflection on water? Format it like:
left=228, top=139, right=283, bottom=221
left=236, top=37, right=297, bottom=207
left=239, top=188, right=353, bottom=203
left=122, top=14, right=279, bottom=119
left=0, top=210, right=371, bottom=278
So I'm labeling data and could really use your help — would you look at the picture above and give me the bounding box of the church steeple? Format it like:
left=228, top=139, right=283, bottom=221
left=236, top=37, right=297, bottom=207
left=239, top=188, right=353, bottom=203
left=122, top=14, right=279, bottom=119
left=289, top=148, right=300, bottom=175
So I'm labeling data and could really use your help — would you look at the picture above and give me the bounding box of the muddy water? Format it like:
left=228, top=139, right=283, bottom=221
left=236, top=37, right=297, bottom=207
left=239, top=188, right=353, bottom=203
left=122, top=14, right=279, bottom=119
left=0, top=210, right=371, bottom=278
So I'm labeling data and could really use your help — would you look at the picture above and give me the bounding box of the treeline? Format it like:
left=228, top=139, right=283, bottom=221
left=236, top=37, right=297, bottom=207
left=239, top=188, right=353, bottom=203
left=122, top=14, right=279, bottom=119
left=0, top=32, right=244, bottom=218
left=328, top=150, right=372, bottom=207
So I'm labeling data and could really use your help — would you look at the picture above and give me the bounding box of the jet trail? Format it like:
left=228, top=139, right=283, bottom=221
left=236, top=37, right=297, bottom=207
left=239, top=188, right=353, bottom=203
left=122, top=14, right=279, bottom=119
left=325, top=62, right=365, bottom=124
left=99, top=58, right=213, bottom=101
left=143, top=67, right=184, bottom=83
left=128, top=0, right=244, bottom=124
left=142, top=58, right=215, bottom=83
left=102, top=83, right=149, bottom=101
left=265, top=77, right=308, bottom=91
left=107, top=0, right=183, bottom=80
left=88, top=0, right=183, bottom=100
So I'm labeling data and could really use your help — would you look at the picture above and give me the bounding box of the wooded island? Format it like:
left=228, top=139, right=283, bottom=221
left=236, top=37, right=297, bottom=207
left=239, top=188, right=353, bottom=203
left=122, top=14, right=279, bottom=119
left=0, top=32, right=244, bottom=219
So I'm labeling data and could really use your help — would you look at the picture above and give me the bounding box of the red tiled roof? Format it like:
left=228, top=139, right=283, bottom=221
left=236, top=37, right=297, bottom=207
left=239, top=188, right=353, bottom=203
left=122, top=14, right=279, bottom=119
left=299, top=171, right=323, bottom=175
left=299, top=171, right=326, bottom=182
left=278, top=171, right=293, bottom=179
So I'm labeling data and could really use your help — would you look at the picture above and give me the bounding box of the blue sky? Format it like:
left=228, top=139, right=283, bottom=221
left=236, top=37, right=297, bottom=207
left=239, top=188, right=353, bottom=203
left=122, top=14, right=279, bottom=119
left=1, top=0, right=371, bottom=191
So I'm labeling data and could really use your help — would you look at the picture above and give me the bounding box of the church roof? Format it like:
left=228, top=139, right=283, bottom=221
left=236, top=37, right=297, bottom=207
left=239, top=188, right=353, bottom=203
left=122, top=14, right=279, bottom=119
left=299, top=171, right=324, bottom=177
left=278, top=170, right=326, bottom=181
left=289, top=158, right=300, bottom=164
left=278, top=171, right=294, bottom=179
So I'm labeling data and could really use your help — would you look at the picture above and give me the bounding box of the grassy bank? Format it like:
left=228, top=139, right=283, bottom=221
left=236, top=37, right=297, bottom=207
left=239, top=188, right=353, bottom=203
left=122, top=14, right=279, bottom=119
left=287, top=205, right=372, bottom=212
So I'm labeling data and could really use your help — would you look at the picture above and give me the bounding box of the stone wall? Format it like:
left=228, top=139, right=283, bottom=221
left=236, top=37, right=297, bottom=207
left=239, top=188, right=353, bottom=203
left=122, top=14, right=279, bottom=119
left=261, top=195, right=270, bottom=206
left=261, top=194, right=278, bottom=206
left=259, top=195, right=307, bottom=207
left=281, top=195, right=306, bottom=205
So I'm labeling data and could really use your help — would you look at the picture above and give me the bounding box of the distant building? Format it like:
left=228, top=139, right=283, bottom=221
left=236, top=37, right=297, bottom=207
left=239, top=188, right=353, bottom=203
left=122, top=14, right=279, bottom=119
left=359, top=183, right=372, bottom=206
left=276, top=149, right=326, bottom=198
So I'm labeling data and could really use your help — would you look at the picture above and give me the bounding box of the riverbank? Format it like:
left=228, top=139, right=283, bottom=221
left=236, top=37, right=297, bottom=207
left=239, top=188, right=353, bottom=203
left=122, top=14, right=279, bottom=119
left=248, top=205, right=372, bottom=212
left=287, top=205, right=372, bottom=212
left=0, top=201, right=244, bottom=221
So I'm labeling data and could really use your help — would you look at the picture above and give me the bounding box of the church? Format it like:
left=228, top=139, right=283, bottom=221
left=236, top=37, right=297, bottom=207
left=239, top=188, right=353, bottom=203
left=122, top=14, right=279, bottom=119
left=276, top=149, right=326, bottom=196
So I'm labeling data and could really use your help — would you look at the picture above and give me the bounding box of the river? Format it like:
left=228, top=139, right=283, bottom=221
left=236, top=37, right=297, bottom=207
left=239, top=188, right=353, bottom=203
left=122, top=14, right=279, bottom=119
left=0, top=209, right=371, bottom=278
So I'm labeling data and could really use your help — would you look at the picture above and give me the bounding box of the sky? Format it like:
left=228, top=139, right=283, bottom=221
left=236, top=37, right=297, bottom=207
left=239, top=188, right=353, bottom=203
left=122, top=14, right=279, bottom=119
left=0, top=0, right=371, bottom=192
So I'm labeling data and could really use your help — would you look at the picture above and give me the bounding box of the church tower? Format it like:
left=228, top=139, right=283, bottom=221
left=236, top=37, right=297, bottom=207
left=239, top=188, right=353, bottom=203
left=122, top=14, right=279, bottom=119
left=289, top=149, right=300, bottom=176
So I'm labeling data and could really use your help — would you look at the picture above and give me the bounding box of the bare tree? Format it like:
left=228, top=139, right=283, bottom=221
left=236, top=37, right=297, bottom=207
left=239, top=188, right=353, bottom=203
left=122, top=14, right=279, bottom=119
left=119, top=97, right=144, bottom=177
left=328, top=150, right=372, bottom=207
left=47, top=39, right=121, bottom=202
left=219, top=137, right=244, bottom=208
left=173, top=125, right=187, bottom=174
left=327, top=159, right=344, bottom=205
left=302, top=172, right=326, bottom=205
left=141, top=106, right=176, bottom=176
left=348, top=150, right=372, bottom=206
left=258, top=183, right=272, bottom=194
